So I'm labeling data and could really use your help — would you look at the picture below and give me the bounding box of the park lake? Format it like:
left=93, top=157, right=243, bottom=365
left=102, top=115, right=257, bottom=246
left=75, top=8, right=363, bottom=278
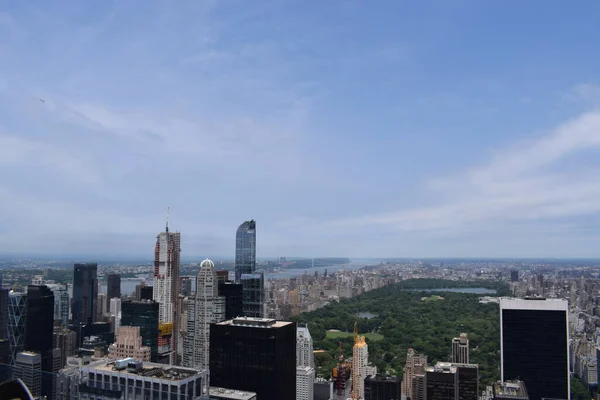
left=402, top=287, right=497, bottom=294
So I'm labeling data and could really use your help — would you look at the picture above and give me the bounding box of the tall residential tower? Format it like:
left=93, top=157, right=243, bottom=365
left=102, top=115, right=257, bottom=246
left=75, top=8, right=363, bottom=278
left=71, top=263, right=98, bottom=327
left=153, top=220, right=181, bottom=364
left=235, top=220, right=256, bottom=282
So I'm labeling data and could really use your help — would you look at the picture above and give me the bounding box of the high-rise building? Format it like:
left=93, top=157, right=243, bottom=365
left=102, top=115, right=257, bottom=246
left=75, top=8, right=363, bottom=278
left=8, top=291, right=28, bottom=365
left=241, top=273, right=265, bottom=318
left=14, top=351, right=42, bottom=398
left=140, top=286, right=153, bottom=301
left=510, top=271, right=519, bottom=283
left=452, top=333, right=469, bottom=364
left=97, top=292, right=107, bottom=318
left=53, top=327, right=76, bottom=369
left=364, top=374, right=401, bottom=400
left=121, top=300, right=159, bottom=362
left=110, top=297, right=122, bottom=316
left=456, top=364, right=479, bottom=400
left=210, top=317, right=296, bottom=400
left=152, top=223, right=181, bottom=364
left=353, top=328, right=369, bottom=399
left=180, top=277, right=192, bottom=297
left=235, top=220, right=256, bottom=282
left=0, top=288, right=8, bottom=340
left=49, top=284, right=70, bottom=327
left=297, top=325, right=314, bottom=368
left=0, top=338, right=10, bottom=382
left=425, top=363, right=456, bottom=400
left=218, top=281, right=243, bottom=320
left=72, top=263, right=98, bottom=327
left=25, top=285, right=55, bottom=399
left=107, top=274, right=121, bottom=307
left=108, top=326, right=151, bottom=361
left=297, top=365, right=315, bottom=400
left=500, top=298, right=569, bottom=400
left=183, top=259, right=225, bottom=370
left=402, top=348, right=427, bottom=399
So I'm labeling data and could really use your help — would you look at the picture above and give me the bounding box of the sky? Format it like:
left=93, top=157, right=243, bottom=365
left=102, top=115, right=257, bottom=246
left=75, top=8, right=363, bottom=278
left=1, top=1, right=600, bottom=259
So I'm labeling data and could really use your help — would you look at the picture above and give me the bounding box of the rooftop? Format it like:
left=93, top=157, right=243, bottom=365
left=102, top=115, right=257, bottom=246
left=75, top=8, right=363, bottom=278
left=209, top=386, right=257, bottom=400
left=216, top=317, right=293, bottom=328
left=88, top=359, right=204, bottom=381
left=494, top=380, right=528, bottom=399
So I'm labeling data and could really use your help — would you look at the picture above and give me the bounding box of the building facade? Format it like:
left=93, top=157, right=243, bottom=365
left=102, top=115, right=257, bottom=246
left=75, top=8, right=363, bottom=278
left=218, top=281, right=243, bottom=320
left=297, top=325, right=315, bottom=368
left=500, top=298, right=569, bottom=400
left=107, top=274, right=121, bottom=307
left=452, top=333, right=469, bottom=364
left=8, top=291, right=27, bottom=365
left=241, top=273, right=265, bottom=318
left=210, top=317, right=296, bottom=400
left=235, top=220, right=256, bottom=282
left=72, top=263, right=98, bottom=327
left=108, top=326, right=151, bottom=361
left=353, top=333, right=369, bottom=399
left=402, top=348, right=427, bottom=400
left=183, top=259, right=225, bottom=370
left=152, top=225, right=181, bottom=364
left=26, top=285, right=55, bottom=399
left=14, top=351, right=42, bottom=398
left=121, top=300, right=159, bottom=362
left=297, top=365, right=315, bottom=400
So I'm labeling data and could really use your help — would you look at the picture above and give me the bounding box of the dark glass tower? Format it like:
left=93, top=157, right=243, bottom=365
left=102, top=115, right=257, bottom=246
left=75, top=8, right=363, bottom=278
left=210, top=317, right=296, bottom=400
left=121, top=300, right=159, bottom=362
left=241, top=273, right=265, bottom=318
left=71, top=263, right=98, bottom=327
left=500, top=298, right=569, bottom=400
left=25, top=285, right=55, bottom=400
left=234, top=220, right=256, bottom=282
left=218, top=281, right=243, bottom=320
left=0, top=288, right=8, bottom=340
left=106, top=274, right=121, bottom=306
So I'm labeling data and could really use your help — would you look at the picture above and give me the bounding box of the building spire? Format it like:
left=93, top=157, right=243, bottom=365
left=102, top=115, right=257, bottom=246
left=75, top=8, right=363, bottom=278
left=166, top=206, right=170, bottom=233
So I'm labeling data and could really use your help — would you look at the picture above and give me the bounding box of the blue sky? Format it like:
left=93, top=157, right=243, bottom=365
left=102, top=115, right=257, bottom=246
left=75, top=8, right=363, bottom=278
left=1, top=1, right=600, bottom=258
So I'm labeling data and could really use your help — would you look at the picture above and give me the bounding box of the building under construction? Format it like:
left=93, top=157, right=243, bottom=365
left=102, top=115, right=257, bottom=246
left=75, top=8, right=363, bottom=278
left=332, top=341, right=352, bottom=400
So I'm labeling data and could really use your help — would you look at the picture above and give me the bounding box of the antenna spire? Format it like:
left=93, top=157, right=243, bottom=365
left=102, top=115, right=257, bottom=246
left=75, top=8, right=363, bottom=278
left=166, top=207, right=170, bottom=232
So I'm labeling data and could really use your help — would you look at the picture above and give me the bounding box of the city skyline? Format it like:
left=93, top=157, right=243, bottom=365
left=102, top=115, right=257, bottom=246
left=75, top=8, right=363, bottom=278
left=2, top=2, right=600, bottom=258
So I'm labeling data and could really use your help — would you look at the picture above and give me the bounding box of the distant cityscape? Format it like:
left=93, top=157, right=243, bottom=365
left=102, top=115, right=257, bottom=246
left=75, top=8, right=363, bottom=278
left=0, top=219, right=596, bottom=400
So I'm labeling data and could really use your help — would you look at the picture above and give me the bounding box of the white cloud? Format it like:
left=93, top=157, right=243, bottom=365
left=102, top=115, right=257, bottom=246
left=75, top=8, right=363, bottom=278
left=318, top=108, right=600, bottom=234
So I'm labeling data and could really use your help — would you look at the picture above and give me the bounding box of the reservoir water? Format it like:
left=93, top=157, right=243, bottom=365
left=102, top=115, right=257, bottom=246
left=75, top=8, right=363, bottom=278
left=403, top=287, right=497, bottom=294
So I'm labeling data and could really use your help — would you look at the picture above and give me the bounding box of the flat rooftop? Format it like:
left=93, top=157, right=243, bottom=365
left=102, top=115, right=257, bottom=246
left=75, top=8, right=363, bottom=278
left=88, top=360, right=204, bottom=381
left=209, top=387, right=257, bottom=400
left=216, top=317, right=293, bottom=328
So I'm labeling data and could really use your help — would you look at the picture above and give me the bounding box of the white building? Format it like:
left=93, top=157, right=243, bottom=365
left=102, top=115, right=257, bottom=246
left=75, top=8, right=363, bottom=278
left=296, top=365, right=315, bottom=400
left=183, top=259, right=225, bottom=370
left=353, top=335, right=369, bottom=399
left=152, top=226, right=181, bottom=364
left=110, top=297, right=122, bottom=316
left=48, top=284, right=70, bottom=326
left=76, top=358, right=207, bottom=400
left=452, top=333, right=469, bottom=364
left=297, top=325, right=314, bottom=368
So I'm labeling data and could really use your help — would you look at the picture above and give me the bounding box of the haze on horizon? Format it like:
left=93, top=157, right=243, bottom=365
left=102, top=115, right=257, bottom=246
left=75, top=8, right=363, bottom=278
left=1, top=1, right=600, bottom=259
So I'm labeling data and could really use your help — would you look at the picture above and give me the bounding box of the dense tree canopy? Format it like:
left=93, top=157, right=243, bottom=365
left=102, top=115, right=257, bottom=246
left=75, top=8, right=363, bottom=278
left=294, top=279, right=507, bottom=385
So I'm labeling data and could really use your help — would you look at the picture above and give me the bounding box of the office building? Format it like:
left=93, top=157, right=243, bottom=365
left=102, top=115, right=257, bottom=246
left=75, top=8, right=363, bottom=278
left=456, top=364, right=479, bottom=400
left=500, top=298, right=569, bottom=400
left=53, top=327, right=77, bottom=369
left=412, top=372, right=426, bottom=400
left=426, top=363, right=456, bottom=400
left=314, top=379, right=334, bottom=400
left=108, top=326, right=151, bottom=361
left=241, top=273, right=264, bottom=318
left=402, top=348, right=427, bottom=400
left=235, top=220, right=256, bottom=282
left=76, top=358, right=208, bottom=400
left=121, top=300, right=159, bottom=362
left=140, top=285, right=153, bottom=301
left=0, top=288, right=9, bottom=339
left=452, top=333, right=469, bottom=364
left=364, top=374, right=401, bottom=400
left=218, top=281, right=243, bottom=320
left=183, top=259, right=225, bottom=370
left=107, top=274, right=121, bottom=306
left=493, top=380, right=529, bottom=400
left=14, top=351, right=42, bottom=398
left=110, top=297, right=122, bottom=316
left=26, top=285, right=55, bottom=399
left=8, top=291, right=28, bottom=365
left=510, top=271, right=519, bottom=283
left=180, top=277, right=192, bottom=297
left=153, top=222, right=181, bottom=364
left=210, top=317, right=296, bottom=400
left=97, top=292, right=107, bottom=318
left=297, top=365, right=315, bottom=400
left=72, top=263, right=98, bottom=327
left=48, top=284, right=70, bottom=327
left=297, top=325, right=315, bottom=368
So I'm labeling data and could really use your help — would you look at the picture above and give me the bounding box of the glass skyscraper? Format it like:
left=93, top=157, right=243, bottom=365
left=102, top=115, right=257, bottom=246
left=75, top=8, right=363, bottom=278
left=7, top=291, right=27, bottom=365
left=235, top=220, right=256, bottom=282
left=121, top=300, right=159, bottom=362
left=71, top=263, right=98, bottom=327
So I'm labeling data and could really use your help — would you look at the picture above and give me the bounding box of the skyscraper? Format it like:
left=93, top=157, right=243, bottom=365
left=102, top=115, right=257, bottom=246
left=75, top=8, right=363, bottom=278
left=106, top=274, right=121, bottom=306
left=241, top=273, right=265, bottom=318
left=235, top=220, right=256, bottom=282
left=452, top=333, right=469, bottom=364
left=297, top=365, right=315, bottom=400
left=402, top=348, right=428, bottom=400
left=500, top=298, right=569, bottom=400
left=352, top=328, right=369, bottom=399
left=53, top=327, right=76, bottom=369
left=108, top=326, right=151, bottom=361
left=297, top=325, right=314, bottom=368
left=121, top=300, right=159, bottom=362
left=49, top=284, right=70, bottom=327
left=153, top=222, right=181, bottom=364
left=0, top=288, right=8, bottom=339
left=218, top=281, right=243, bottom=320
left=183, top=259, right=225, bottom=370
left=210, top=317, right=296, bottom=400
left=72, top=263, right=98, bottom=327
left=25, top=285, right=55, bottom=399
left=8, top=291, right=27, bottom=365
left=14, top=351, right=42, bottom=398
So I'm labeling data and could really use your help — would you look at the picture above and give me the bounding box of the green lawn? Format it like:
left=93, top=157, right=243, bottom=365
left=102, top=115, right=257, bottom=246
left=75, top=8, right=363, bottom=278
left=326, top=330, right=384, bottom=342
